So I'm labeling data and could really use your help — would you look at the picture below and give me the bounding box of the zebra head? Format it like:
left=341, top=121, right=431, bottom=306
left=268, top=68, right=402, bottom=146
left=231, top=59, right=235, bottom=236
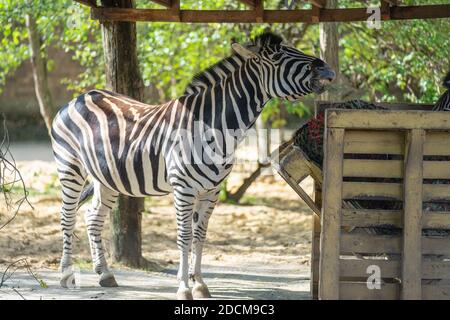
left=232, top=32, right=335, bottom=101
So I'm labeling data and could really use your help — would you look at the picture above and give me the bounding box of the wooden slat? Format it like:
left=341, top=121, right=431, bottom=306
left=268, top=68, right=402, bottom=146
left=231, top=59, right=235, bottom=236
left=311, top=182, right=322, bottom=300
left=341, top=233, right=450, bottom=255
left=340, top=282, right=399, bottom=300
left=402, top=129, right=424, bottom=299
left=319, top=128, right=345, bottom=300
left=424, top=131, right=450, bottom=156
left=341, top=233, right=401, bottom=254
left=423, top=285, right=450, bottom=300
left=340, top=259, right=450, bottom=279
left=424, top=161, right=450, bottom=179
left=327, top=110, right=450, bottom=130
left=89, top=5, right=450, bottom=23
left=344, top=130, right=404, bottom=154
left=315, top=101, right=434, bottom=115
left=342, top=182, right=403, bottom=201
left=343, top=159, right=403, bottom=178
left=342, top=209, right=402, bottom=228
left=342, top=209, right=450, bottom=229
left=424, top=184, right=450, bottom=202
left=340, top=259, right=400, bottom=278
left=340, top=282, right=450, bottom=300
left=342, top=182, right=450, bottom=202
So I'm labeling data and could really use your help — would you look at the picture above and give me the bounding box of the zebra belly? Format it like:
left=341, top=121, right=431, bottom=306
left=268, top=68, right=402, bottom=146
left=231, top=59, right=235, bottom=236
left=80, top=146, right=173, bottom=197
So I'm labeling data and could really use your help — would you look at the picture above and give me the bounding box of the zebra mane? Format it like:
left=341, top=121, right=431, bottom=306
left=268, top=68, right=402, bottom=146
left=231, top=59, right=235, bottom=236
left=183, top=32, right=284, bottom=95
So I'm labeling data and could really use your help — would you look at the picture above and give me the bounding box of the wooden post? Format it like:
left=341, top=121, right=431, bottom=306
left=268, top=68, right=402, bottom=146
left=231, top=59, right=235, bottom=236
left=402, top=129, right=425, bottom=299
left=311, top=183, right=322, bottom=299
left=100, top=0, right=145, bottom=267
left=319, top=0, right=339, bottom=101
left=319, top=127, right=344, bottom=299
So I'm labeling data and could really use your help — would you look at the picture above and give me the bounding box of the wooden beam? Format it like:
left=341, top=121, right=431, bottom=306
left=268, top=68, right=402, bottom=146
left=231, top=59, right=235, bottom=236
left=254, top=0, right=263, bottom=23
left=150, top=0, right=172, bottom=9
left=319, top=128, right=345, bottom=300
left=401, top=129, right=425, bottom=300
left=74, top=0, right=97, bottom=7
left=90, top=5, right=450, bottom=23
left=311, top=5, right=321, bottom=23
left=170, top=0, right=180, bottom=21
left=381, top=0, right=391, bottom=20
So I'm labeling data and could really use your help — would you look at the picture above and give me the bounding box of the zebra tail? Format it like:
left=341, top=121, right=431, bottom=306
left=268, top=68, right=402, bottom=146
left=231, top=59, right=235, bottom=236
left=444, top=71, right=450, bottom=89
left=76, top=182, right=94, bottom=211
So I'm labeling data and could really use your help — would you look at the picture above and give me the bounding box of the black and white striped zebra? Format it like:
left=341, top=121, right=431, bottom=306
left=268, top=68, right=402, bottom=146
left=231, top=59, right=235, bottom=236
left=433, top=71, right=450, bottom=111
left=50, top=32, right=335, bottom=299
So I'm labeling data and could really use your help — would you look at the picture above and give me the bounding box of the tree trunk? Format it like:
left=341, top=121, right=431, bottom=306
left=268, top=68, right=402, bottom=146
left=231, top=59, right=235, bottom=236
left=25, top=14, right=55, bottom=133
left=100, top=0, right=145, bottom=268
left=319, top=0, right=340, bottom=102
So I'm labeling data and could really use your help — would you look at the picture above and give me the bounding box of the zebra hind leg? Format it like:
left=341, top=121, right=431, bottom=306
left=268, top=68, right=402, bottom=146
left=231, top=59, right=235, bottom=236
left=85, top=181, right=119, bottom=287
left=173, top=187, right=196, bottom=300
left=190, top=189, right=219, bottom=299
left=58, top=167, right=87, bottom=288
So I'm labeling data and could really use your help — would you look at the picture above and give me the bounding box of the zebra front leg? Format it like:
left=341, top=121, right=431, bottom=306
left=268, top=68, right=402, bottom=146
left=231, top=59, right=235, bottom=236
left=85, top=182, right=119, bottom=287
left=174, top=188, right=196, bottom=300
left=190, top=189, right=219, bottom=299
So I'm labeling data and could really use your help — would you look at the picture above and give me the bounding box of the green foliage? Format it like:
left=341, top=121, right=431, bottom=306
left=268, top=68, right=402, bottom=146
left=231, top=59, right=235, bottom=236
left=0, top=0, right=448, bottom=123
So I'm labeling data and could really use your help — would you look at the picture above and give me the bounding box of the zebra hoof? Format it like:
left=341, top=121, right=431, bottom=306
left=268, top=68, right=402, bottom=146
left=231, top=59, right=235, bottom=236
left=176, top=288, right=193, bottom=300
left=99, top=273, right=118, bottom=287
left=60, top=272, right=76, bottom=289
left=192, top=283, right=212, bottom=299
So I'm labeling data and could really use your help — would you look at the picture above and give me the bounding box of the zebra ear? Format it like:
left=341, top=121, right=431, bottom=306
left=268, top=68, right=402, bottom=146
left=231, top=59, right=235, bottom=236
left=231, top=43, right=258, bottom=59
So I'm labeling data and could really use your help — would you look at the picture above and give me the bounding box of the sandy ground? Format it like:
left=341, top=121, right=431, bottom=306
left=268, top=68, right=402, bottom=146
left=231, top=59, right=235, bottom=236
left=0, top=160, right=315, bottom=300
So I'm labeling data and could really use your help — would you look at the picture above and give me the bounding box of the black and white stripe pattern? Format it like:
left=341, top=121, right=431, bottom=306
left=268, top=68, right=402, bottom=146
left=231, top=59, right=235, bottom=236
left=433, top=71, right=450, bottom=111
left=51, top=32, right=335, bottom=299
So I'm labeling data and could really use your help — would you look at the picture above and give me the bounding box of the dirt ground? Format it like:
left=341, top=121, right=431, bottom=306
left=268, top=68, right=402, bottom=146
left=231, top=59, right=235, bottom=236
left=0, top=160, right=315, bottom=300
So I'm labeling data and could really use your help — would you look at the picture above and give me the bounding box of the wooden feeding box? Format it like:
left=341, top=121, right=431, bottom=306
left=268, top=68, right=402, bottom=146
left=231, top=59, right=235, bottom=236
left=320, top=109, right=450, bottom=300
left=272, top=102, right=450, bottom=300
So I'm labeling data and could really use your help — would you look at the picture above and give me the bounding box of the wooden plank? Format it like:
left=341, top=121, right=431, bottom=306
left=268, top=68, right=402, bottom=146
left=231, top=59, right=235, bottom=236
left=340, top=282, right=450, bottom=300
left=254, top=0, right=264, bottom=23
left=424, top=131, right=450, bottom=156
left=424, top=184, right=450, bottom=202
left=341, top=233, right=402, bottom=254
left=342, top=182, right=403, bottom=201
left=341, top=233, right=450, bottom=255
left=344, top=130, right=404, bottom=154
left=342, top=209, right=450, bottom=229
left=402, top=129, right=424, bottom=299
left=342, top=209, right=402, bottom=228
left=424, top=161, right=450, bottom=179
left=343, top=159, right=403, bottom=178
left=339, top=282, right=399, bottom=300
left=315, top=101, right=434, bottom=115
left=341, top=259, right=450, bottom=279
left=89, top=5, right=450, bottom=23
left=327, top=110, right=450, bottom=130
left=340, top=259, right=400, bottom=278
left=311, top=182, right=322, bottom=300
left=423, top=285, right=450, bottom=300
left=319, top=128, right=345, bottom=299
left=342, top=182, right=450, bottom=202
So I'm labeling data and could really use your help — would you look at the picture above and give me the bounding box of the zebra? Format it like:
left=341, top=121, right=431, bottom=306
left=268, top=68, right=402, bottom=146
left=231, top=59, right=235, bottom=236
left=50, top=32, right=335, bottom=299
left=433, top=71, right=450, bottom=111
